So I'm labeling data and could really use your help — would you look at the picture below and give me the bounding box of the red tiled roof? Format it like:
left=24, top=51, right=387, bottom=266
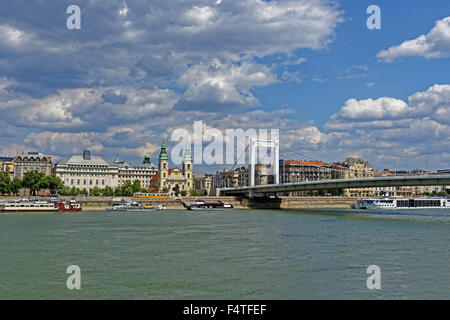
left=284, top=160, right=329, bottom=166
left=150, top=172, right=158, bottom=181
left=150, top=168, right=178, bottom=181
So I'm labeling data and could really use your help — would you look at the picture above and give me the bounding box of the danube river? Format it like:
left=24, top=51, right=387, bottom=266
left=0, top=209, right=449, bottom=299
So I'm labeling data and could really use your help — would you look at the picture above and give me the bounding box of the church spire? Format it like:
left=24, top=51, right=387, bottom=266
left=159, top=141, right=168, bottom=160
left=183, top=145, right=192, bottom=162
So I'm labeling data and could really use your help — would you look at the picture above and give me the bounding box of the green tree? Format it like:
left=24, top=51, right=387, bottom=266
left=0, top=172, right=11, bottom=195
left=80, top=189, right=88, bottom=196
left=180, top=190, right=187, bottom=197
left=114, top=186, right=123, bottom=196
left=162, top=186, right=169, bottom=193
left=172, top=184, right=180, bottom=196
left=10, top=178, right=22, bottom=195
left=39, top=175, right=64, bottom=193
left=70, top=186, right=79, bottom=196
left=92, top=186, right=101, bottom=196
left=123, top=186, right=134, bottom=196
left=58, top=186, right=71, bottom=196
left=132, top=180, right=141, bottom=194
left=22, top=170, right=45, bottom=195
left=103, top=186, right=114, bottom=196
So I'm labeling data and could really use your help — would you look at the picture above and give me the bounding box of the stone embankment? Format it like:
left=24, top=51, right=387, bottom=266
left=2, top=196, right=356, bottom=210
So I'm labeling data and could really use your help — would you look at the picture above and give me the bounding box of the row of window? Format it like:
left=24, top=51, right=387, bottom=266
left=59, top=173, right=115, bottom=177
left=15, top=168, right=47, bottom=174
left=66, top=178, right=105, bottom=186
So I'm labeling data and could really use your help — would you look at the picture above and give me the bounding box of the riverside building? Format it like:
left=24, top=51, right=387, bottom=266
left=213, top=164, right=274, bottom=191
left=54, top=150, right=119, bottom=192
left=341, top=157, right=374, bottom=197
left=115, top=154, right=157, bottom=189
left=13, top=152, right=52, bottom=179
left=194, top=174, right=213, bottom=196
left=373, top=169, right=396, bottom=197
left=0, top=157, right=14, bottom=179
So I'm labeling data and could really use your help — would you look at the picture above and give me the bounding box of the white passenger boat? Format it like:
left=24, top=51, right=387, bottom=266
left=181, top=199, right=234, bottom=211
left=0, top=200, right=59, bottom=212
left=105, top=200, right=154, bottom=212
left=354, top=197, right=450, bottom=210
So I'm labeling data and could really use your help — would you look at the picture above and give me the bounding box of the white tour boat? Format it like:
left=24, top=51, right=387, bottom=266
left=353, top=197, right=450, bottom=210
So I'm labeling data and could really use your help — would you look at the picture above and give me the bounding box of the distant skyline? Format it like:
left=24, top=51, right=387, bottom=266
left=1, top=0, right=450, bottom=172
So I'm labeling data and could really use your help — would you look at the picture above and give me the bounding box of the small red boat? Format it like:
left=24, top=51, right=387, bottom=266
left=55, top=200, right=82, bottom=212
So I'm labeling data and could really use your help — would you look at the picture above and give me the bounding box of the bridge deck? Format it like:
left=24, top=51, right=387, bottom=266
left=222, top=175, right=450, bottom=194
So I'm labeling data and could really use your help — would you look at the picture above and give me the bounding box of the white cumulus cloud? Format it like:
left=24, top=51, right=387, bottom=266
left=378, top=17, right=450, bottom=62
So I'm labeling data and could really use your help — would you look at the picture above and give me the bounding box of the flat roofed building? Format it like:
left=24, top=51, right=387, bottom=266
left=14, top=152, right=52, bottom=179
left=280, top=160, right=336, bottom=196
left=116, top=154, right=157, bottom=189
left=54, top=150, right=119, bottom=192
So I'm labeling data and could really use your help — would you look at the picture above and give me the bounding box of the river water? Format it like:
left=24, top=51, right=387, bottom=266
left=0, top=209, right=449, bottom=299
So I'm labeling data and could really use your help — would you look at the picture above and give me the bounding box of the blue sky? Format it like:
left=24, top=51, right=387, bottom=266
left=256, top=0, right=450, bottom=124
left=0, top=0, right=449, bottom=172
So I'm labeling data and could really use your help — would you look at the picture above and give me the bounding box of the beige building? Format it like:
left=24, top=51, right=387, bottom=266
left=54, top=150, right=119, bottom=192
left=279, top=160, right=343, bottom=196
left=116, top=154, right=157, bottom=189
left=213, top=164, right=274, bottom=191
left=0, top=157, right=14, bottom=179
left=14, top=152, right=52, bottom=179
left=213, top=169, right=239, bottom=189
left=341, top=157, right=374, bottom=197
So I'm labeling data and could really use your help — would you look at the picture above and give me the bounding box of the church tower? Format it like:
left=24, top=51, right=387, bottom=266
left=158, top=142, right=169, bottom=192
left=182, top=145, right=193, bottom=193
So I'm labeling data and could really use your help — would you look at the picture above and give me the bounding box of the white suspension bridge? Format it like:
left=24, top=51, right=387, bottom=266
left=220, top=138, right=450, bottom=196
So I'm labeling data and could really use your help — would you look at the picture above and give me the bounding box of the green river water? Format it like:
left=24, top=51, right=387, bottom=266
left=0, top=209, right=449, bottom=299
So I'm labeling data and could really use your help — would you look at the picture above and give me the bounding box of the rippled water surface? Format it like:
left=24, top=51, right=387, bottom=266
left=0, top=209, right=449, bottom=299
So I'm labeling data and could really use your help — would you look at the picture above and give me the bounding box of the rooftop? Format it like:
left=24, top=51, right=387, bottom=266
left=57, top=154, right=111, bottom=166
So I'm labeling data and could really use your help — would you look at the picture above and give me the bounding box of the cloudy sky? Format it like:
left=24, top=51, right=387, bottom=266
left=1, top=0, right=450, bottom=172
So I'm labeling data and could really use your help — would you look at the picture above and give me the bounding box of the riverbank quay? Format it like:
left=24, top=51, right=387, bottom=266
left=0, top=196, right=357, bottom=210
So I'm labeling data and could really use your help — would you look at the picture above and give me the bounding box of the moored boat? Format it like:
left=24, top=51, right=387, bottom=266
left=0, top=199, right=82, bottom=213
left=105, top=200, right=154, bottom=212
left=353, top=197, right=450, bottom=210
left=55, top=200, right=82, bottom=212
left=0, top=200, right=59, bottom=213
left=182, top=199, right=234, bottom=211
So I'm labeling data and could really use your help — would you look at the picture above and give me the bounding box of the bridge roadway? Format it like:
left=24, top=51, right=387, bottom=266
left=221, top=174, right=450, bottom=195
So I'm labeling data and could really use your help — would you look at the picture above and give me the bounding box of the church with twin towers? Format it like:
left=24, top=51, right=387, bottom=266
left=150, top=142, right=193, bottom=196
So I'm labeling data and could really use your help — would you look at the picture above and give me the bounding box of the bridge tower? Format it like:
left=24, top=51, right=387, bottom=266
left=249, top=138, right=279, bottom=187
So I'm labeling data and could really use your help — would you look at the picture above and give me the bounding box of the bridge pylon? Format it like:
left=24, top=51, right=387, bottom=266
left=249, top=138, right=279, bottom=191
